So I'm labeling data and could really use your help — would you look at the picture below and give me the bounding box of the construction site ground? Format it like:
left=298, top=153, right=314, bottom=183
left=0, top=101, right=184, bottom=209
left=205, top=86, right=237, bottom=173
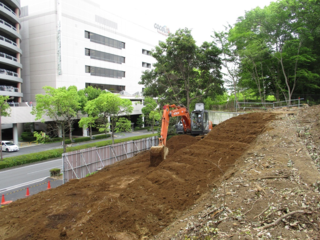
left=0, top=106, right=320, bottom=240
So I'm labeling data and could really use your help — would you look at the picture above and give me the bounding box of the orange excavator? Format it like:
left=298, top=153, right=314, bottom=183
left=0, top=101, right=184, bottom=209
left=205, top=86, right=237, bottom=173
left=150, top=103, right=212, bottom=166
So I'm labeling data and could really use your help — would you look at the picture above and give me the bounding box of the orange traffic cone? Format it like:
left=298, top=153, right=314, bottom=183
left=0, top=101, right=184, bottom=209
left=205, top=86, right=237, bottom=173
left=1, top=194, right=12, bottom=205
left=47, top=181, right=51, bottom=190
left=25, top=187, right=30, bottom=197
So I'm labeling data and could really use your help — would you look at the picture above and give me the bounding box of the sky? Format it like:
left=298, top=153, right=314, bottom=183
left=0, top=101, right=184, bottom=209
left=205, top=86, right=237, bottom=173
left=102, top=0, right=275, bottom=45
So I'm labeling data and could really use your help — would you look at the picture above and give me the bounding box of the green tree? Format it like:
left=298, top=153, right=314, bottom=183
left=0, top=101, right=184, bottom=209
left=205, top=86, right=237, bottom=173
left=115, top=117, right=132, bottom=134
left=78, top=86, right=102, bottom=137
left=149, top=110, right=161, bottom=133
left=140, top=28, right=223, bottom=111
left=32, top=86, right=80, bottom=153
left=142, top=97, right=158, bottom=131
left=0, top=96, right=11, bottom=160
left=88, top=92, right=133, bottom=144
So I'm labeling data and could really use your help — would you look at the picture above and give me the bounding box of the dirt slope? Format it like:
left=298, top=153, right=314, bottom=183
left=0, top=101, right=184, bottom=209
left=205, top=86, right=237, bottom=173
left=156, top=106, right=320, bottom=239
left=0, top=112, right=276, bottom=239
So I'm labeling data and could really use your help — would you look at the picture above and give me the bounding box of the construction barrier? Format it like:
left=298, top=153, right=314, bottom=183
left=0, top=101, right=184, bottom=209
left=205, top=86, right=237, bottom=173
left=62, top=136, right=159, bottom=183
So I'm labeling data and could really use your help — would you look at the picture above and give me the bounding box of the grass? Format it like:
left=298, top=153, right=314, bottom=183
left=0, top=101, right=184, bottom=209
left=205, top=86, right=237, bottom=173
left=0, top=133, right=157, bottom=170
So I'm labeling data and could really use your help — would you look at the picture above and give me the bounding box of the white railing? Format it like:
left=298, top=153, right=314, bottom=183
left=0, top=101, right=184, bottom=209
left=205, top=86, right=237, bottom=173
left=0, top=68, right=18, bottom=77
left=0, top=2, right=16, bottom=15
left=0, top=85, right=18, bottom=92
left=0, top=52, right=17, bottom=62
left=0, top=19, right=16, bottom=31
left=237, top=98, right=304, bottom=112
left=0, top=35, right=17, bottom=46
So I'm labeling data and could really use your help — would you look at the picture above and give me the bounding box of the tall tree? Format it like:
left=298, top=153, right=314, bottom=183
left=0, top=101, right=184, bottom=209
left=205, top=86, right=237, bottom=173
left=0, top=96, right=11, bottom=161
left=87, top=92, right=133, bottom=144
left=140, top=28, right=223, bottom=111
left=32, top=86, right=80, bottom=153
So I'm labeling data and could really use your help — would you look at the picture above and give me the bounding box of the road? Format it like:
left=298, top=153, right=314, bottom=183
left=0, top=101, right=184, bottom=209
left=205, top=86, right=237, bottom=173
left=2, top=130, right=152, bottom=158
left=0, top=159, right=62, bottom=190
left=0, top=130, right=153, bottom=191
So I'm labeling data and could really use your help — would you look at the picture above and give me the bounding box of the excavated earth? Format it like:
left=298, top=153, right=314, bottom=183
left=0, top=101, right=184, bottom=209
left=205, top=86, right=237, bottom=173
left=0, top=109, right=319, bottom=239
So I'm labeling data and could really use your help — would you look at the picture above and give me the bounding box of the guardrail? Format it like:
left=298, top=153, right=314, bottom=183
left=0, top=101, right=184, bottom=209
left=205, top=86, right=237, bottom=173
left=0, top=52, right=17, bottom=62
left=0, top=19, right=17, bottom=31
left=62, top=136, right=159, bottom=183
left=0, top=2, right=16, bottom=15
left=0, top=35, right=17, bottom=46
left=236, top=98, right=304, bottom=112
left=0, top=85, right=18, bottom=92
left=0, top=68, right=18, bottom=77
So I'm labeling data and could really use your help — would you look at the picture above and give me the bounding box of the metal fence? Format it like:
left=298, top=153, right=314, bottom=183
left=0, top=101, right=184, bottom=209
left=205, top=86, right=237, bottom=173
left=62, top=136, right=159, bottom=183
left=236, top=98, right=304, bottom=112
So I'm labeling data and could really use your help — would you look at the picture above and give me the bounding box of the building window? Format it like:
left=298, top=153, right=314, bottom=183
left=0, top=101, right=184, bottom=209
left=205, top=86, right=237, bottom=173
left=85, top=48, right=125, bottom=64
left=86, top=83, right=125, bottom=93
left=85, top=65, right=125, bottom=78
left=142, top=62, right=151, bottom=68
left=142, top=49, right=151, bottom=55
left=85, top=31, right=125, bottom=49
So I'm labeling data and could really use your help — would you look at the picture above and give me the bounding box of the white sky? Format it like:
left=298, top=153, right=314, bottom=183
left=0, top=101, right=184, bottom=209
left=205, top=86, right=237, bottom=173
left=103, top=0, right=275, bottom=45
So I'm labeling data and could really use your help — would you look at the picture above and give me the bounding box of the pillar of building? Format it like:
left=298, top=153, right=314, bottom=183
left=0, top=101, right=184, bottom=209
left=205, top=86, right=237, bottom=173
left=58, top=125, right=62, bottom=138
left=141, top=99, right=145, bottom=128
left=82, top=126, right=88, bottom=137
left=108, top=116, right=111, bottom=132
left=13, top=123, right=18, bottom=145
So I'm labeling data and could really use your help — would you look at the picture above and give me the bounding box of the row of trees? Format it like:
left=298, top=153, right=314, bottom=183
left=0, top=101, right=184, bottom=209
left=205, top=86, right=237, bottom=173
left=32, top=86, right=133, bottom=152
left=141, top=0, right=320, bottom=109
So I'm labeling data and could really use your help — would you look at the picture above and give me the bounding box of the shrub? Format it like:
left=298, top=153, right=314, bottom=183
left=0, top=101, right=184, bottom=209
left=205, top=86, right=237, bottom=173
left=21, top=132, right=36, bottom=141
left=50, top=168, right=61, bottom=176
left=73, top=137, right=91, bottom=143
left=93, top=134, right=111, bottom=140
left=134, top=127, right=141, bottom=131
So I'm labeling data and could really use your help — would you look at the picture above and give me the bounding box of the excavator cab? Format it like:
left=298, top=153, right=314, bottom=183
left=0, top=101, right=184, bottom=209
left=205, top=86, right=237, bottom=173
left=190, top=103, right=210, bottom=135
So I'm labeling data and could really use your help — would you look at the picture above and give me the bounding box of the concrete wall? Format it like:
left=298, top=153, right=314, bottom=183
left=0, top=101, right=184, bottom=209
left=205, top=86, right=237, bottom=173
left=208, top=111, right=243, bottom=125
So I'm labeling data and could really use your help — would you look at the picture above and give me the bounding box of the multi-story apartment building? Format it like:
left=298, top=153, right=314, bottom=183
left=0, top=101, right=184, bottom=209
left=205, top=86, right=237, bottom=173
left=0, top=0, right=22, bottom=103
left=20, top=0, right=167, bottom=101
left=2, top=0, right=168, bottom=143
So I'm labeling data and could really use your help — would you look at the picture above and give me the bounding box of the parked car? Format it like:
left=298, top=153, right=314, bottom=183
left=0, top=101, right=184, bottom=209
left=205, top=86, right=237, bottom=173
left=1, top=141, right=19, bottom=152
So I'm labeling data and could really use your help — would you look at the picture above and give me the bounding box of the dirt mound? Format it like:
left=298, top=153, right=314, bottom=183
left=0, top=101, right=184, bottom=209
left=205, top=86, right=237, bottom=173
left=0, top=112, right=276, bottom=240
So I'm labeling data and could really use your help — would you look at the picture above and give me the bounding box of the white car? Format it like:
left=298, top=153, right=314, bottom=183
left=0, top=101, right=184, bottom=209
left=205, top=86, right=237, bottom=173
left=1, top=141, right=19, bottom=152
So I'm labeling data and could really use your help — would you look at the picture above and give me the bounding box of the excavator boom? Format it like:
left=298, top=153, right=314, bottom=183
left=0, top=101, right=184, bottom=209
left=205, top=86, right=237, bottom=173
left=150, top=103, right=211, bottom=167
left=150, top=104, right=190, bottom=167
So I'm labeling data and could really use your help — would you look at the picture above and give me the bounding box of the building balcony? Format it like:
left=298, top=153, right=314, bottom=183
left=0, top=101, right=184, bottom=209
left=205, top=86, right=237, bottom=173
left=0, top=2, right=20, bottom=26
left=0, top=68, right=22, bottom=82
left=9, top=0, right=21, bottom=10
left=0, top=35, right=21, bottom=54
left=0, top=89, right=23, bottom=97
left=0, top=18, right=21, bottom=39
left=0, top=51, right=22, bottom=68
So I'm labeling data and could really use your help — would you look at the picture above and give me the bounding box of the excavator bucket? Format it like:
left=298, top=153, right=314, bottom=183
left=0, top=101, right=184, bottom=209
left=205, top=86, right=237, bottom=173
left=150, top=146, right=169, bottom=167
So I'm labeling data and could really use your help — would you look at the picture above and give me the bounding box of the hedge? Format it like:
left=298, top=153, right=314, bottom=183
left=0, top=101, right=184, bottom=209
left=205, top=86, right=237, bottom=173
left=0, top=133, right=156, bottom=170
left=21, top=132, right=36, bottom=141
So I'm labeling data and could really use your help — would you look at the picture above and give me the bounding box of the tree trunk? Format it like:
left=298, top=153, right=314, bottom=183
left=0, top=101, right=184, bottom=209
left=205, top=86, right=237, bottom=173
left=69, top=120, right=72, bottom=141
left=111, top=118, right=115, bottom=144
left=62, top=123, right=66, bottom=153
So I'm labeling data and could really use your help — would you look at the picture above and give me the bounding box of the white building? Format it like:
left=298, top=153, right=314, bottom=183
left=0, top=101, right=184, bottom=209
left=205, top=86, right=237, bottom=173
left=2, top=0, right=169, bottom=143
left=20, top=0, right=167, bottom=101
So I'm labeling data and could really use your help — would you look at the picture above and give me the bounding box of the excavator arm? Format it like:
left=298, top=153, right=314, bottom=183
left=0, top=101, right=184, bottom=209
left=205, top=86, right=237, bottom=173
left=150, top=104, right=191, bottom=167
left=159, top=104, right=191, bottom=147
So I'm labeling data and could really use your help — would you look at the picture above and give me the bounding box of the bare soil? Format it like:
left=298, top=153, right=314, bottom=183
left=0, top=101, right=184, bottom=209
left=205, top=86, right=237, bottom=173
left=0, top=108, right=320, bottom=240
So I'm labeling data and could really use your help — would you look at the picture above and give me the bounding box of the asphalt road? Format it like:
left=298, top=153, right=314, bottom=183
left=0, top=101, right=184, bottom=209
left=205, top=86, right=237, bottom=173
left=0, top=159, right=62, bottom=190
left=0, top=130, right=154, bottom=191
left=2, top=130, right=153, bottom=158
